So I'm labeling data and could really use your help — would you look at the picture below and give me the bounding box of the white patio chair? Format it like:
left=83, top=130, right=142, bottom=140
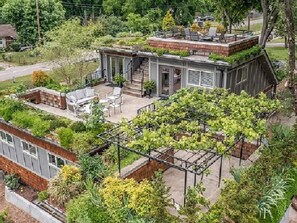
left=106, top=87, right=122, bottom=101
left=109, top=96, right=122, bottom=115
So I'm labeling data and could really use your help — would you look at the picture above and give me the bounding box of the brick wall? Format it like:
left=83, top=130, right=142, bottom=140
left=0, top=120, right=77, bottom=162
left=0, top=156, right=48, bottom=191
left=20, top=88, right=66, bottom=110
left=231, top=141, right=259, bottom=160
left=147, top=36, right=259, bottom=56
left=123, top=148, right=174, bottom=182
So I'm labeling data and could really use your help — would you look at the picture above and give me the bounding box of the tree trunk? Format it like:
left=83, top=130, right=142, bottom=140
left=284, top=35, right=288, bottom=48
left=284, top=0, right=296, bottom=114
left=259, top=0, right=280, bottom=48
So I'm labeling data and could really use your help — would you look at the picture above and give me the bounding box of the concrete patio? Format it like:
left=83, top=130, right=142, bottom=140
left=28, top=84, right=157, bottom=123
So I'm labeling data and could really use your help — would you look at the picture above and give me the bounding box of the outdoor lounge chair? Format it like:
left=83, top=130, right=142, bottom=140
left=109, top=96, right=122, bottom=115
left=214, top=30, right=226, bottom=43
left=190, top=32, right=200, bottom=41
left=201, top=27, right=217, bottom=41
left=184, top=28, right=191, bottom=40
left=106, top=87, right=122, bottom=101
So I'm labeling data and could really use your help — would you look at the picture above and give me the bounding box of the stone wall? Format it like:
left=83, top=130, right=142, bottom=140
left=147, top=36, right=259, bottom=56
left=122, top=148, right=174, bottom=182
left=20, top=87, right=66, bottom=110
left=231, top=141, right=259, bottom=160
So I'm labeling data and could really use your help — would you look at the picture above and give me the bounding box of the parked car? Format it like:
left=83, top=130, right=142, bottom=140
left=19, top=45, right=33, bottom=52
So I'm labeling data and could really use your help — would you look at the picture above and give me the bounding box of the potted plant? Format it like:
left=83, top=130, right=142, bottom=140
left=114, top=74, right=126, bottom=88
left=143, top=80, right=156, bottom=98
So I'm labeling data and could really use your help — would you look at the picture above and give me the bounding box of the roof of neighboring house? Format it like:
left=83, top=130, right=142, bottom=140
left=0, top=24, right=17, bottom=38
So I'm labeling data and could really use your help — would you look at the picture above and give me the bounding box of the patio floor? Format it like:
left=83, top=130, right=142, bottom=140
left=28, top=84, right=157, bottom=123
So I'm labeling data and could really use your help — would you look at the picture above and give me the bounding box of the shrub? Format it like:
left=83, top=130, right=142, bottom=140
left=191, top=23, right=200, bottom=32
left=48, top=118, right=69, bottom=131
left=79, top=154, right=109, bottom=181
left=66, top=193, right=110, bottom=223
left=31, top=119, right=50, bottom=137
left=162, top=10, right=175, bottom=31
left=4, top=174, right=20, bottom=190
left=48, top=165, right=84, bottom=206
left=0, top=209, right=10, bottom=223
left=38, top=190, right=49, bottom=202
left=216, top=24, right=225, bottom=33
left=0, top=99, right=24, bottom=121
left=91, top=35, right=115, bottom=48
left=11, top=111, right=35, bottom=129
left=69, top=121, right=86, bottom=133
left=204, top=21, right=212, bottom=30
left=102, top=144, right=129, bottom=165
left=32, top=70, right=50, bottom=87
left=116, top=32, right=130, bottom=38
left=71, top=132, right=94, bottom=154
left=56, top=127, right=74, bottom=149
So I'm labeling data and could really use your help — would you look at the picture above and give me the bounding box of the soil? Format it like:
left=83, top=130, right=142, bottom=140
left=0, top=180, right=39, bottom=223
left=14, top=184, right=38, bottom=202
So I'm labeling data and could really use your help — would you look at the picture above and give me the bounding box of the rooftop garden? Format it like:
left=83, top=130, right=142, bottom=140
left=0, top=97, right=111, bottom=154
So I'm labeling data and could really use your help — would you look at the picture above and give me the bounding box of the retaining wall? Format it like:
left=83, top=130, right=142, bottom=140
left=5, top=186, right=62, bottom=223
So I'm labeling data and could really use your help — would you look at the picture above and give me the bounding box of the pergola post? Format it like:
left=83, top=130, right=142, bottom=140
left=239, top=137, right=245, bottom=166
left=218, top=155, right=223, bottom=187
left=184, top=170, right=188, bottom=205
left=117, top=134, right=121, bottom=176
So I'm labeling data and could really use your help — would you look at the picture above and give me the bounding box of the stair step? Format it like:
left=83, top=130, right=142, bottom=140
left=125, top=85, right=142, bottom=91
left=123, top=89, right=143, bottom=97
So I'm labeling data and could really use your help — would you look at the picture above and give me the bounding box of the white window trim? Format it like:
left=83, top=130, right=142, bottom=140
left=187, top=69, right=215, bottom=89
left=21, top=140, right=38, bottom=158
left=48, top=152, right=65, bottom=169
left=236, top=65, right=248, bottom=85
left=0, top=130, right=14, bottom=146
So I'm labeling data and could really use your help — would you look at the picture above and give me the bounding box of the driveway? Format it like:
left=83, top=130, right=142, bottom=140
left=0, top=62, right=52, bottom=81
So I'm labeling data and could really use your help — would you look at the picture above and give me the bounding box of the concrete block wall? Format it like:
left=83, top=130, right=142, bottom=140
left=5, top=187, right=62, bottom=223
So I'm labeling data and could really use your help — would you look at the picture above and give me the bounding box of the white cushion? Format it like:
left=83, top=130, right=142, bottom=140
left=76, top=89, right=86, bottom=100
left=69, top=96, right=77, bottom=102
left=77, top=97, right=94, bottom=105
left=86, top=88, right=95, bottom=97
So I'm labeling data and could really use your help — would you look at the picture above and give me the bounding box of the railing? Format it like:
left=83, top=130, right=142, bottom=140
left=140, top=68, right=145, bottom=97
left=85, top=69, right=105, bottom=87
left=136, top=97, right=168, bottom=115
left=125, top=60, right=133, bottom=83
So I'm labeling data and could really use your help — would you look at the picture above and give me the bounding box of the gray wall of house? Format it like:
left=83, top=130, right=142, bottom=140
left=149, top=57, right=224, bottom=96
left=0, top=38, right=6, bottom=48
left=0, top=130, right=72, bottom=180
left=226, top=58, right=271, bottom=96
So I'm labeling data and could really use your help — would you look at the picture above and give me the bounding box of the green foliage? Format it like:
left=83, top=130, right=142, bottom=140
left=1, top=0, right=65, bottom=45
left=31, top=118, right=50, bottom=137
left=48, top=118, right=68, bottom=131
left=4, top=174, right=20, bottom=190
left=56, top=127, right=74, bottom=149
left=162, top=10, right=176, bottom=31
left=0, top=209, right=10, bottom=223
left=48, top=165, right=84, bottom=206
left=86, top=101, right=105, bottom=131
left=91, top=35, right=116, bottom=48
left=209, top=46, right=262, bottom=64
left=38, top=190, right=49, bottom=202
left=69, top=121, right=86, bottom=133
left=143, top=46, right=190, bottom=57
left=71, top=132, right=94, bottom=154
left=276, top=89, right=295, bottom=116
left=12, top=110, right=36, bottom=128
left=143, top=80, right=156, bottom=91
left=32, top=70, right=50, bottom=87
left=79, top=154, right=109, bottom=181
left=0, top=98, right=24, bottom=121
left=113, top=74, right=127, bottom=86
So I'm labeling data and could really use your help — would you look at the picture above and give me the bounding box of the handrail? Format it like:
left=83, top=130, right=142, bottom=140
left=140, top=68, right=145, bottom=97
left=125, top=60, right=133, bottom=84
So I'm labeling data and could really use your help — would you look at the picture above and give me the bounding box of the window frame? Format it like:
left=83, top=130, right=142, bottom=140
left=187, top=69, right=215, bottom=89
left=21, top=140, right=38, bottom=158
left=0, top=130, right=14, bottom=146
left=48, top=153, right=65, bottom=169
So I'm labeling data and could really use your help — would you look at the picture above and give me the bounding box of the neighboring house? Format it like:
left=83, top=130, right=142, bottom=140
left=97, top=35, right=277, bottom=98
left=0, top=24, right=17, bottom=49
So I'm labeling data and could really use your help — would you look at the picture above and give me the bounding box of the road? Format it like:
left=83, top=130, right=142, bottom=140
left=0, top=62, right=52, bottom=82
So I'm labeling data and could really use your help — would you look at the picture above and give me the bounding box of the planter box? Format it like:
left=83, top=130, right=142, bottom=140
left=5, top=186, right=63, bottom=223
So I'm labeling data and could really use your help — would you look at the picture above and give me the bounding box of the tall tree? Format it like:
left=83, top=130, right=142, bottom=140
left=284, top=0, right=296, bottom=114
left=259, top=0, right=280, bottom=48
left=1, top=0, right=64, bottom=45
left=211, top=0, right=254, bottom=33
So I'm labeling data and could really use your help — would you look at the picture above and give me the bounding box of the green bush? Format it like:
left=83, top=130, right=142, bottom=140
left=56, top=127, right=74, bottom=149
left=0, top=209, right=10, bottom=223
left=38, top=190, right=49, bottom=202
left=69, top=121, right=86, bottom=133
left=66, top=193, right=110, bottom=223
left=79, top=154, right=109, bottom=181
left=0, top=99, right=24, bottom=121
left=11, top=111, right=36, bottom=128
left=48, top=119, right=68, bottom=131
left=71, top=132, right=94, bottom=154
left=4, top=174, right=20, bottom=190
left=31, top=119, right=50, bottom=137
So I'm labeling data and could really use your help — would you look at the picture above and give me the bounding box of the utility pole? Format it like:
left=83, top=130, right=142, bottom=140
left=36, top=0, right=42, bottom=46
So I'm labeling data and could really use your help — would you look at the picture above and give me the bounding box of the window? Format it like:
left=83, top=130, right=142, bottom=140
left=236, top=66, right=248, bottom=84
left=188, top=69, right=214, bottom=88
left=48, top=153, right=65, bottom=169
left=0, top=39, right=2, bottom=45
left=22, top=141, right=37, bottom=157
left=0, top=130, right=14, bottom=145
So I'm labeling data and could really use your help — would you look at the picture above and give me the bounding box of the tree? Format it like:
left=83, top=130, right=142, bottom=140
left=284, top=0, right=296, bottom=115
left=162, top=10, right=176, bottom=31
left=211, top=0, right=254, bottom=33
left=259, top=0, right=280, bottom=48
left=1, top=0, right=65, bottom=45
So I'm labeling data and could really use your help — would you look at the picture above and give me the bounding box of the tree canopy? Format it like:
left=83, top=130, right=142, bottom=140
left=1, top=0, right=65, bottom=45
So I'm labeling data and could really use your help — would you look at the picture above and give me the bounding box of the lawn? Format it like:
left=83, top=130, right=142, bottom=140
left=0, top=61, right=99, bottom=91
left=234, top=23, right=262, bottom=33
left=265, top=47, right=290, bottom=61
left=0, top=51, right=44, bottom=66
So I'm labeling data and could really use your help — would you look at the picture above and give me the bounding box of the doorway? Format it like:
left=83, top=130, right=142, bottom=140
left=160, top=66, right=182, bottom=96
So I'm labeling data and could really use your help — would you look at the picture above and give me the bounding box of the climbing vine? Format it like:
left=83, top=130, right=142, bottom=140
left=120, top=88, right=280, bottom=154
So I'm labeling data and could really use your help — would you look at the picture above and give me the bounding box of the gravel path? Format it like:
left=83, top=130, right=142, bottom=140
left=0, top=181, right=39, bottom=223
